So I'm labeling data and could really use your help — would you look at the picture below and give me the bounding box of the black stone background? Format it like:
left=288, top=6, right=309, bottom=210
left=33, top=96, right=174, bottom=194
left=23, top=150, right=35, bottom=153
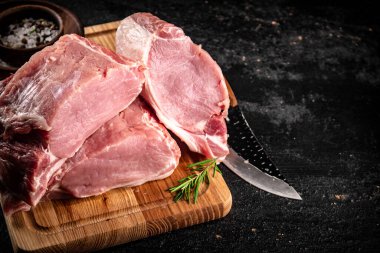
left=1, top=0, right=379, bottom=252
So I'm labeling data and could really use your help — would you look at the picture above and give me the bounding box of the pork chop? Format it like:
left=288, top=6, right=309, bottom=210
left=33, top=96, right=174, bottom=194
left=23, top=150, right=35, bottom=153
left=116, top=13, right=230, bottom=160
left=49, top=97, right=181, bottom=199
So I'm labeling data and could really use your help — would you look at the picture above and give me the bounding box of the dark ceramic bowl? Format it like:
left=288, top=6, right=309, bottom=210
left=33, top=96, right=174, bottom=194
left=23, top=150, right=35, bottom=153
left=0, top=4, right=63, bottom=67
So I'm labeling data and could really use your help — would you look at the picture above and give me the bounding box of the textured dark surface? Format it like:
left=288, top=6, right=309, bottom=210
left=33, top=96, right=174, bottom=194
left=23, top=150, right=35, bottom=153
left=1, top=0, right=380, bottom=252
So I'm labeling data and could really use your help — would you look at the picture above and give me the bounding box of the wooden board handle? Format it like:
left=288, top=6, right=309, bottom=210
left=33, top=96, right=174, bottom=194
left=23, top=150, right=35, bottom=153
left=225, top=78, right=238, bottom=107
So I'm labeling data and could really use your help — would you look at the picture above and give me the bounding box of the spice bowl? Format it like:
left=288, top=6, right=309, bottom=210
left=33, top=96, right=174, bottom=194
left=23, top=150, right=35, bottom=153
left=0, top=4, right=63, bottom=67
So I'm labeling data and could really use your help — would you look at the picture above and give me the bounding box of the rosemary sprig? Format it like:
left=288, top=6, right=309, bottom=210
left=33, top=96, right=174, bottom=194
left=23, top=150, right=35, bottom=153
left=168, top=158, right=222, bottom=203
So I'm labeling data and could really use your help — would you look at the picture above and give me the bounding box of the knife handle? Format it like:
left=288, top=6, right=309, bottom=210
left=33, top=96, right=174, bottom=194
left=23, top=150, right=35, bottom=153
left=224, top=78, right=238, bottom=108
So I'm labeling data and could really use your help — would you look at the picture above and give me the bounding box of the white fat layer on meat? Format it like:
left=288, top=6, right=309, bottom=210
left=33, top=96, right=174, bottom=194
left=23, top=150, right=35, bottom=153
left=116, top=17, right=152, bottom=64
left=206, top=134, right=229, bottom=161
left=73, top=34, right=138, bottom=69
left=28, top=151, right=67, bottom=206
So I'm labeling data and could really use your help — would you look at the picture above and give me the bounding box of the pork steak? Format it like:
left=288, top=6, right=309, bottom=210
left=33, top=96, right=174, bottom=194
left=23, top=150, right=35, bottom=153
left=49, top=97, right=181, bottom=199
left=0, top=34, right=144, bottom=213
left=116, top=13, right=230, bottom=160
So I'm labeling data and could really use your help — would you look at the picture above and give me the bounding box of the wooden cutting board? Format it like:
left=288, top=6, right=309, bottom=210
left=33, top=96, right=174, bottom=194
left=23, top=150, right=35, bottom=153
left=2, top=21, right=233, bottom=253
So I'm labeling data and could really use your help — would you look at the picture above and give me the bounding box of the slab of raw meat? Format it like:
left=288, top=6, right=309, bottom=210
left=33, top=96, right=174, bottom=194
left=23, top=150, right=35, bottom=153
left=48, top=97, right=181, bottom=199
left=116, top=13, right=230, bottom=160
left=0, top=34, right=144, bottom=213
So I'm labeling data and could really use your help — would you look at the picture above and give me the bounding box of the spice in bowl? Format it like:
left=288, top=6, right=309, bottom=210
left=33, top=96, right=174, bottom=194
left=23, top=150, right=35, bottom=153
left=0, top=17, right=60, bottom=49
left=0, top=4, right=63, bottom=67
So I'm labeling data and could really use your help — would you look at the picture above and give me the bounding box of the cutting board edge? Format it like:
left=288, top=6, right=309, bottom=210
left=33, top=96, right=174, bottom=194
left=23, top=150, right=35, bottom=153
left=5, top=190, right=232, bottom=253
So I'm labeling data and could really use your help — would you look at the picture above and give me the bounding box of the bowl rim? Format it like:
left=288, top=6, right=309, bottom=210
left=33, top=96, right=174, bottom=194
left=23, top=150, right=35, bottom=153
left=0, top=4, right=64, bottom=52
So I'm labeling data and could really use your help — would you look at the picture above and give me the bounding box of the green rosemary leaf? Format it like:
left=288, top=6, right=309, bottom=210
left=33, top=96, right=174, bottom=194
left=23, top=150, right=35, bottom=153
left=174, top=191, right=183, bottom=202
left=178, top=177, right=188, bottom=183
left=190, top=167, right=204, bottom=172
left=215, top=165, right=222, bottom=175
left=205, top=169, right=210, bottom=185
left=178, top=174, right=194, bottom=183
left=168, top=185, right=180, bottom=192
left=186, top=185, right=191, bottom=202
left=168, top=158, right=222, bottom=203
left=194, top=179, right=201, bottom=203
left=186, top=159, right=214, bottom=168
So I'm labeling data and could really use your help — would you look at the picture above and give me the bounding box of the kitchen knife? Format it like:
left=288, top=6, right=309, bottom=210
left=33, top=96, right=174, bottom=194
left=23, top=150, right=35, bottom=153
left=223, top=81, right=301, bottom=200
left=223, top=147, right=302, bottom=200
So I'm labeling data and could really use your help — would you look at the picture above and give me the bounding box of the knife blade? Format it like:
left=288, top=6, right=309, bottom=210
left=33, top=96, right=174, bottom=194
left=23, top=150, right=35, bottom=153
left=224, top=148, right=302, bottom=200
left=224, top=105, right=302, bottom=200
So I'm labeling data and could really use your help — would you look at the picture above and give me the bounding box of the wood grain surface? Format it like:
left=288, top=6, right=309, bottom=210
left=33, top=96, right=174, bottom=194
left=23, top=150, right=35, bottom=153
left=2, top=21, right=232, bottom=252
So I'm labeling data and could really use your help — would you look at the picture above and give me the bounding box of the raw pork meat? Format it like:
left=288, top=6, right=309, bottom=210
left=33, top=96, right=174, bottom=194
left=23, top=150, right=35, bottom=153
left=2, top=98, right=180, bottom=214
left=49, top=97, right=180, bottom=199
left=116, top=13, right=230, bottom=159
left=0, top=34, right=144, bottom=213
